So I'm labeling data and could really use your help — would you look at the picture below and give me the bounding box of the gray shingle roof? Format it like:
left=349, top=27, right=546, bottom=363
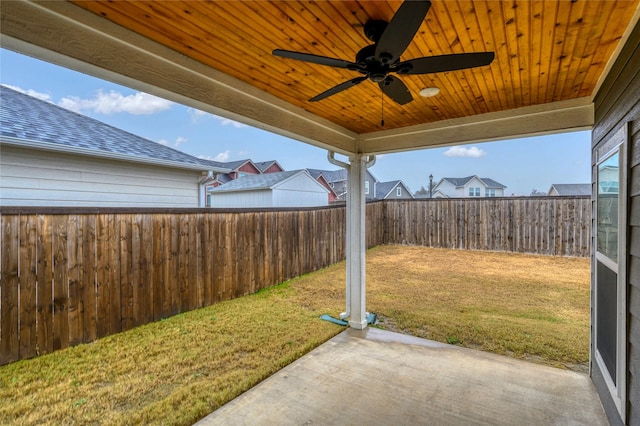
left=375, top=181, right=400, bottom=199
left=255, top=160, right=281, bottom=172
left=306, top=168, right=347, bottom=183
left=0, top=85, right=226, bottom=170
left=221, top=159, right=253, bottom=170
left=208, top=170, right=305, bottom=192
left=549, top=183, right=591, bottom=196
left=442, top=176, right=506, bottom=189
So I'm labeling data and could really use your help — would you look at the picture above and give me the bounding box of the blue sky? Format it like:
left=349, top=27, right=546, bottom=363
left=1, top=48, right=590, bottom=195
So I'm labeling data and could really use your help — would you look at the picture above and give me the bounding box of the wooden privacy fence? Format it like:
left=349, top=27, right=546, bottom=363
left=383, top=196, right=591, bottom=257
left=0, top=204, right=384, bottom=365
left=0, top=197, right=587, bottom=364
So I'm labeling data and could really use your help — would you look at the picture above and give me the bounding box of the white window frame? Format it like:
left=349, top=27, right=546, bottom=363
left=468, top=187, right=480, bottom=197
left=365, top=181, right=369, bottom=195
left=396, top=187, right=402, bottom=197
left=594, top=124, right=628, bottom=422
left=486, top=188, right=496, bottom=197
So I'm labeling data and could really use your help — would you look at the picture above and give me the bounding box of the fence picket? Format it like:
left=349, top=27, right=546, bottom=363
left=0, top=197, right=590, bottom=364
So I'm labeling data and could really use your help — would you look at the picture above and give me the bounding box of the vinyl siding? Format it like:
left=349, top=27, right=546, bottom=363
left=209, top=173, right=328, bottom=208
left=0, top=145, right=201, bottom=207
left=591, top=17, right=640, bottom=425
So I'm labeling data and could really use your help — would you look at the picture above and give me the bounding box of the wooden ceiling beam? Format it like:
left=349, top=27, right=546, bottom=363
left=357, top=97, right=594, bottom=154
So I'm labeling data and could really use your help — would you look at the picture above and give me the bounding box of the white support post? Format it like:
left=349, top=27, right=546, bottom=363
left=327, top=152, right=374, bottom=329
left=346, top=154, right=368, bottom=329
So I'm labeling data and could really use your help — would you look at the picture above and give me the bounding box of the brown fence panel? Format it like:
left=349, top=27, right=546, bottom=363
left=382, top=197, right=590, bottom=257
left=19, top=215, right=37, bottom=359
left=1, top=214, right=20, bottom=364
left=0, top=198, right=590, bottom=364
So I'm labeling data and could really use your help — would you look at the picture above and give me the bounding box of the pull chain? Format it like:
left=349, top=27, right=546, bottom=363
left=380, top=87, right=385, bottom=127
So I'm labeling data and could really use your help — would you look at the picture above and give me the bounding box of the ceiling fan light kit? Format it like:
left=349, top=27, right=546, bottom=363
left=273, top=0, right=494, bottom=108
left=420, top=87, right=440, bottom=97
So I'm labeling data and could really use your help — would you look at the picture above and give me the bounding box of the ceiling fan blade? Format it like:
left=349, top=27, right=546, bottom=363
left=395, top=52, right=495, bottom=74
left=273, top=49, right=362, bottom=70
left=375, top=0, right=431, bottom=64
left=310, top=77, right=367, bottom=102
left=379, top=76, right=413, bottom=105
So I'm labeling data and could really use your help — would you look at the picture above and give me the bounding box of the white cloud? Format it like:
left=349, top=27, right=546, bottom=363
left=2, top=84, right=52, bottom=102
left=215, top=116, right=247, bottom=128
left=198, top=151, right=231, bottom=162
left=443, top=146, right=486, bottom=158
left=58, top=90, right=173, bottom=115
left=157, top=136, right=188, bottom=148
left=188, top=108, right=208, bottom=123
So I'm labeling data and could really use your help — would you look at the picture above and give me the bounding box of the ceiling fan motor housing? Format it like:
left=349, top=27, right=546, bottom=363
left=272, top=0, right=494, bottom=105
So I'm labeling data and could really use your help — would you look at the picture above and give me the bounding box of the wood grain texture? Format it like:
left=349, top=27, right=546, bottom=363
left=64, top=0, right=638, bottom=135
left=0, top=200, right=589, bottom=364
left=1, top=215, right=20, bottom=364
left=18, top=215, right=37, bottom=359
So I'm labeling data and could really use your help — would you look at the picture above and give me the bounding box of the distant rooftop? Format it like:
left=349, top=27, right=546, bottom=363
left=549, top=184, right=591, bottom=196
left=208, top=170, right=305, bottom=192
left=0, top=85, right=228, bottom=171
left=441, top=176, right=506, bottom=189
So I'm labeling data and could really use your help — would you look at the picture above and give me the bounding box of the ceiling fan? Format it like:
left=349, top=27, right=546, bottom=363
left=273, top=0, right=494, bottom=105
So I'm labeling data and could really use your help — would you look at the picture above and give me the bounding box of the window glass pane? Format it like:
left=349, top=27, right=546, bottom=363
left=597, top=261, right=618, bottom=383
left=597, top=153, right=619, bottom=262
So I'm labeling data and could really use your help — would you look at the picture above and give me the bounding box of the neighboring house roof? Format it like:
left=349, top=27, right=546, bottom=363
left=0, top=85, right=229, bottom=173
left=306, top=168, right=347, bottom=183
left=375, top=180, right=415, bottom=200
left=255, top=160, right=283, bottom=173
left=440, top=176, right=506, bottom=189
left=305, top=169, right=327, bottom=180
left=208, top=170, right=326, bottom=193
left=432, top=189, right=449, bottom=198
left=198, top=158, right=255, bottom=171
left=548, top=183, right=591, bottom=196
left=306, top=168, right=379, bottom=184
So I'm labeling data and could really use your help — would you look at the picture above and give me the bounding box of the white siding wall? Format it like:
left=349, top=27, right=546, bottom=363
left=435, top=180, right=457, bottom=197
left=209, top=173, right=329, bottom=208
left=273, top=173, right=328, bottom=207
left=0, top=146, right=202, bottom=207
left=209, top=190, right=273, bottom=208
left=461, top=177, right=485, bottom=197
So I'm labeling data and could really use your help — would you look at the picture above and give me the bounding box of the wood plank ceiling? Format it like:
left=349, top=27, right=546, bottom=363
left=68, top=0, right=638, bottom=135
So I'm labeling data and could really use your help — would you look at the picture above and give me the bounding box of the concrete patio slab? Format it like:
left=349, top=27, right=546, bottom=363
left=197, top=328, right=607, bottom=425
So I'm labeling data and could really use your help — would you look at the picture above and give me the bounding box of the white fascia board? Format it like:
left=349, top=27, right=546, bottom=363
left=358, top=97, right=594, bottom=155
left=0, top=136, right=230, bottom=174
left=0, top=0, right=357, bottom=155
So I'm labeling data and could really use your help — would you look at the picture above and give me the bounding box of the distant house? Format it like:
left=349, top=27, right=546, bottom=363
left=375, top=181, right=415, bottom=200
left=201, top=159, right=261, bottom=188
left=0, top=86, right=229, bottom=207
left=548, top=184, right=591, bottom=196
left=306, top=168, right=413, bottom=202
left=305, top=169, right=339, bottom=202
left=432, top=176, right=506, bottom=198
left=255, top=160, right=284, bottom=174
left=207, top=170, right=329, bottom=208
left=200, top=159, right=283, bottom=190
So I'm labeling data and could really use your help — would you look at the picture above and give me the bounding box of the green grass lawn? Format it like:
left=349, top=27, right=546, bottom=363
left=0, top=246, right=590, bottom=425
